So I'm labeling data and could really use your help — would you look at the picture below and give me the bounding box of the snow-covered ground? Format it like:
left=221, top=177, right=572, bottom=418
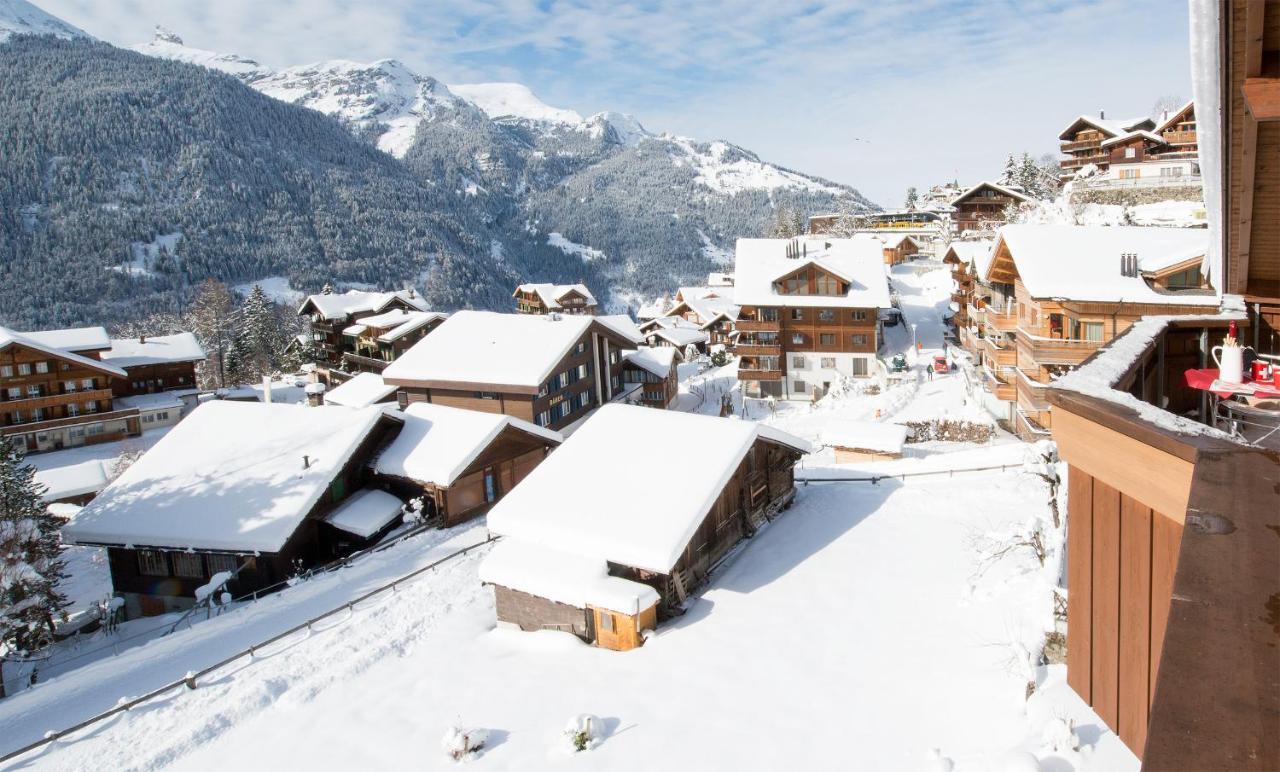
left=0, top=469, right=1133, bottom=771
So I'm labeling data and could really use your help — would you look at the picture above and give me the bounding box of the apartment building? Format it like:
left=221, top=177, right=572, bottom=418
left=512, top=283, right=598, bottom=315
left=1059, top=105, right=1200, bottom=186
left=296, top=288, right=429, bottom=375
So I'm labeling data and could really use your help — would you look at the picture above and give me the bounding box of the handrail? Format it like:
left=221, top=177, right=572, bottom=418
left=0, top=535, right=497, bottom=765
left=797, top=462, right=1021, bottom=484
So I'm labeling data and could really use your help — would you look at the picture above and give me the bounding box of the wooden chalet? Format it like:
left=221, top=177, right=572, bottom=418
left=382, top=311, right=644, bottom=432
left=512, top=283, right=599, bottom=315
left=101, top=333, right=205, bottom=398
left=61, top=401, right=404, bottom=619
left=338, top=309, right=447, bottom=376
left=663, top=286, right=740, bottom=346
left=875, top=233, right=920, bottom=265
left=942, top=240, right=994, bottom=351
left=976, top=225, right=1218, bottom=439
left=296, top=289, right=429, bottom=375
left=620, top=347, right=679, bottom=408
left=1057, top=112, right=1156, bottom=179
left=949, top=182, right=1033, bottom=235
left=479, top=405, right=809, bottom=651
left=0, top=326, right=140, bottom=455
left=731, top=238, right=891, bottom=400
left=373, top=402, right=561, bottom=527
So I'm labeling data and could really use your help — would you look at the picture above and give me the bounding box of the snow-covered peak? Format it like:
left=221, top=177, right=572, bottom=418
left=664, top=136, right=847, bottom=196
left=450, top=82, right=583, bottom=125
left=130, top=29, right=272, bottom=82
left=0, top=0, right=90, bottom=43
left=586, top=111, right=650, bottom=147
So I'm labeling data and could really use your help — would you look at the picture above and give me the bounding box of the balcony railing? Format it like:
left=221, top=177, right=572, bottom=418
left=1074, top=174, right=1203, bottom=191
left=342, top=351, right=390, bottom=371
left=1016, top=328, right=1103, bottom=365
left=1162, top=130, right=1197, bottom=145
left=737, top=368, right=783, bottom=381
left=986, top=310, right=1018, bottom=333
left=983, top=336, right=1017, bottom=367
left=0, top=388, right=114, bottom=411
left=735, top=319, right=781, bottom=332
left=1060, top=139, right=1103, bottom=152
left=981, top=364, right=1016, bottom=401
left=733, top=343, right=782, bottom=356
left=1, top=407, right=141, bottom=436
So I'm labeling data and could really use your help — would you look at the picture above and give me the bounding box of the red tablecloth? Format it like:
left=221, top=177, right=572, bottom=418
left=1184, top=368, right=1280, bottom=399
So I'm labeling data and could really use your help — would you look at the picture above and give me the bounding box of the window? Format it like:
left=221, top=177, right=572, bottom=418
left=31, top=408, right=43, bottom=422
left=536, top=410, right=552, bottom=427
left=27, top=385, right=41, bottom=398
left=818, top=309, right=835, bottom=322
left=819, top=333, right=836, bottom=346
left=156, top=411, right=170, bottom=421
left=821, top=357, right=836, bottom=368
left=87, top=422, right=104, bottom=436
left=82, top=378, right=94, bottom=390
left=1081, top=322, right=1104, bottom=342
left=790, top=308, right=804, bottom=321
left=34, top=361, right=48, bottom=374
left=64, top=380, right=77, bottom=393
left=17, top=363, right=31, bottom=376
left=207, top=554, right=238, bottom=575
left=1119, top=168, right=1139, bottom=180
left=84, top=401, right=98, bottom=413
left=66, top=403, right=79, bottom=417
left=144, top=413, right=154, bottom=424
left=575, top=342, right=586, bottom=355
left=10, top=410, right=23, bottom=424
left=815, top=274, right=840, bottom=296
left=537, top=383, right=549, bottom=398
left=609, top=349, right=621, bottom=365
left=791, top=355, right=805, bottom=369
left=0, top=365, right=10, bottom=378
left=851, top=334, right=868, bottom=346
left=1160, top=166, right=1183, bottom=177
left=474, top=391, right=499, bottom=400
left=599, top=611, right=615, bottom=633
left=6, top=387, right=19, bottom=400
left=577, top=363, right=590, bottom=380
left=851, top=358, right=868, bottom=376
left=138, top=550, right=168, bottom=577
left=172, top=552, right=203, bottom=579
left=794, top=379, right=808, bottom=393
left=1124, top=147, right=1137, bottom=159
left=483, top=469, right=498, bottom=503
left=852, top=310, right=867, bottom=321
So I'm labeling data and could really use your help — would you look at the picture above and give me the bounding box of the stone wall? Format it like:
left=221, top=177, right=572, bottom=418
left=1071, top=186, right=1203, bottom=207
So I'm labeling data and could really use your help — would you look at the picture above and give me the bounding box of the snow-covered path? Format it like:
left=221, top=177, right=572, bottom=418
left=0, top=524, right=487, bottom=763
left=9, top=472, right=1134, bottom=771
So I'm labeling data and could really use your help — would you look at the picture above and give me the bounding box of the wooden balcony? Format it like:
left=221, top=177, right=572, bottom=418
left=983, top=337, right=1017, bottom=368
left=737, top=368, right=783, bottom=381
left=1015, top=370, right=1052, bottom=412
left=1, top=407, right=140, bottom=437
left=981, top=365, right=1015, bottom=401
left=733, top=343, right=782, bottom=357
left=1162, top=130, right=1197, bottom=145
left=1017, top=330, right=1102, bottom=366
left=0, top=388, right=114, bottom=412
left=341, top=351, right=390, bottom=371
left=986, top=309, right=1018, bottom=333
left=1060, top=139, right=1102, bottom=152
left=951, top=291, right=966, bottom=304
left=735, top=319, right=781, bottom=333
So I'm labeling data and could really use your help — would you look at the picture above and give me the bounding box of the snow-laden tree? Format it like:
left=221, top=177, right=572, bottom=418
left=186, top=279, right=237, bottom=389
left=904, top=186, right=918, bottom=210
left=0, top=435, right=68, bottom=697
left=1000, top=154, right=1018, bottom=186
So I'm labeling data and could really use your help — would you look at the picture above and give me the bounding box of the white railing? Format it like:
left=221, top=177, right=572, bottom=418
left=1075, top=174, right=1203, bottom=190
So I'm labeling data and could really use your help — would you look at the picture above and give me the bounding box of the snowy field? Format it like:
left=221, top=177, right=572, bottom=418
left=2, top=471, right=1134, bottom=771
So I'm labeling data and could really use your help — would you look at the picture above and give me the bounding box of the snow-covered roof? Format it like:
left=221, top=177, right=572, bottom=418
left=878, top=233, right=920, bottom=250
left=594, top=314, right=645, bottom=345
left=35, top=460, right=109, bottom=503
left=650, top=326, right=708, bottom=347
left=298, top=289, right=427, bottom=321
left=485, top=404, right=810, bottom=574
left=0, top=327, right=127, bottom=378
left=513, top=283, right=598, bottom=310
left=821, top=420, right=908, bottom=454
left=366, top=310, right=447, bottom=342
left=342, top=323, right=368, bottom=337
left=323, top=488, right=404, bottom=539
left=1153, top=100, right=1196, bottom=133
left=673, top=295, right=740, bottom=326
left=383, top=311, right=611, bottom=391
left=115, top=392, right=185, bottom=412
left=323, top=372, right=397, bottom=408
left=62, top=402, right=388, bottom=552
left=950, top=181, right=1034, bottom=206
left=21, top=326, right=110, bottom=352
left=1099, top=130, right=1167, bottom=148
left=1057, top=114, right=1154, bottom=140
left=375, top=402, right=561, bottom=488
left=622, top=347, right=676, bottom=378
left=479, top=539, right=661, bottom=616
left=100, top=332, right=206, bottom=367
left=732, top=238, right=892, bottom=309
left=945, top=240, right=994, bottom=272
left=989, top=225, right=1218, bottom=306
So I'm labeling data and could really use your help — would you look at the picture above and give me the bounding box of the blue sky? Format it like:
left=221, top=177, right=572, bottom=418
left=38, top=0, right=1192, bottom=206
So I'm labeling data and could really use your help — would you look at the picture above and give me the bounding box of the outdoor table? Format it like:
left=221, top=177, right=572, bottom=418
left=1183, top=368, right=1280, bottom=399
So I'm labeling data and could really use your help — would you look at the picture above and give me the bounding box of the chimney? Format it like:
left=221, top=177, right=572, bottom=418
left=302, top=455, right=310, bottom=470
left=1100, top=109, right=1106, bottom=120
left=262, top=375, right=273, bottom=404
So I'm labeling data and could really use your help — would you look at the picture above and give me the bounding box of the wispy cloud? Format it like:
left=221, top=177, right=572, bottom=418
left=34, top=0, right=1191, bottom=204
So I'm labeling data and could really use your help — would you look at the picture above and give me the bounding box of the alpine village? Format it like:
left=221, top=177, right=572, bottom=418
left=0, top=1, right=1275, bottom=770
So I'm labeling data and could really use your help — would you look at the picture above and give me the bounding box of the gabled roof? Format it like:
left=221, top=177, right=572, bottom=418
left=732, top=238, right=892, bottom=309
left=22, top=327, right=111, bottom=353
left=1100, top=130, right=1167, bottom=149
left=62, top=402, right=390, bottom=552
left=986, top=225, right=1218, bottom=306
left=594, top=314, right=645, bottom=345
left=485, top=404, right=809, bottom=575
left=878, top=233, right=920, bottom=250
left=943, top=240, right=994, bottom=272
left=101, top=332, right=206, bottom=367
left=622, top=346, right=676, bottom=378
left=383, top=311, right=635, bottom=391
left=298, top=289, right=427, bottom=321
left=0, top=327, right=127, bottom=378
left=1057, top=114, right=1155, bottom=140
left=323, top=372, right=397, bottom=408
left=668, top=294, right=741, bottom=326
left=650, top=326, right=708, bottom=347
left=1153, top=100, right=1196, bottom=134
left=950, top=181, right=1034, bottom=206
left=374, top=401, right=561, bottom=488
left=513, top=283, right=598, bottom=309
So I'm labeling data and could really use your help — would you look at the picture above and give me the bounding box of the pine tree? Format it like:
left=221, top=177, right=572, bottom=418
left=1001, top=154, right=1018, bottom=186
left=320, top=283, right=335, bottom=295
left=234, top=284, right=287, bottom=382
left=0, top=435, right=68, bottom=694
left=904, top=187, right=918, bottom=210
left=769, top=207, right=799, bottom=238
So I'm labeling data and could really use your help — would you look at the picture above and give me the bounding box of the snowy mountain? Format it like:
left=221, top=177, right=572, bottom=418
left=450, top=81, right=585, bottom=125
left=0, top=0, right=88, bottom=42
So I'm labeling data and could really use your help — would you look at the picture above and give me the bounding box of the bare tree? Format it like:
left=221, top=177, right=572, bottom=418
left=1151, top=94, right=1185, bottom=120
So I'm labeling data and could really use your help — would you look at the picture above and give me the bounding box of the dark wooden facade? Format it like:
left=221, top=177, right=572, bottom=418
left=113, top=361, right=199, bottom=397
left=951, top=183, right=1030, bottom=234
left=513, top=285, right=598, bottom=315
left=299, top=294, right=425, bottom=370
left=0, top=339, right=140, bottom=454
left=377, top=424, right=556, bottom=527
left=102, top=416, right=402, bottom=619
left=341, top=315, right=445, bottom=375
left=621, top=358, right=677, bottom=409
left=392, top=323, right=636, bottom=431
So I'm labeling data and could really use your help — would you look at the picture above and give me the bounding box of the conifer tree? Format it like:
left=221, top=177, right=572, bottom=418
left=0, top=435, right=67, bottom=696
left=904, top=187, right=918, bottom=210
left=1001, top=154, right=1018, bottom=186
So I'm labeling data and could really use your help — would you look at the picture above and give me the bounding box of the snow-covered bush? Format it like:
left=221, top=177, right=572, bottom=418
left=924, top=748, right=954, bottom=772
left=562, top=714, right=603, bottom=754
left=441, top=725, right=489, bottom=762
left=402, top=497, right=427, bottom=526
left=1041, top=716, right=1079, bottom=754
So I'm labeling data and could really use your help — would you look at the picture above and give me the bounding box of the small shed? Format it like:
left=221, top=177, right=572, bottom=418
left=822, top=420, right=909, bottom=462
left=374, top=402, right=562, bottom=526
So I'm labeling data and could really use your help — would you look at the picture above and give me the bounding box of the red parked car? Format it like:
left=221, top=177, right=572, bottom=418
left=932, top=355, right=949, bottom=374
